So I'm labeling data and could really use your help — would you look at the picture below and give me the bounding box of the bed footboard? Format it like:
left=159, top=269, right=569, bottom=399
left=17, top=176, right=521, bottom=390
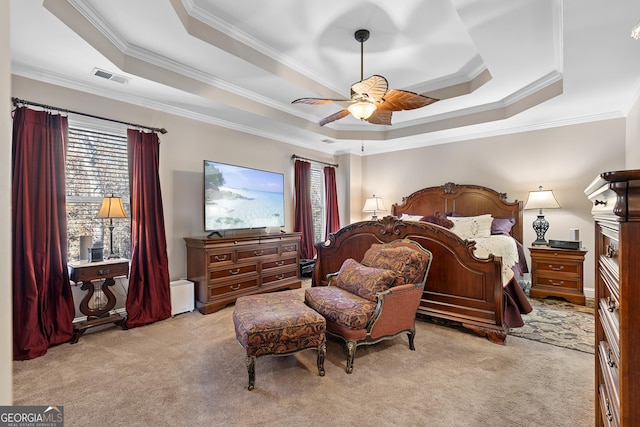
left=313, top=217, right=507, bottom=344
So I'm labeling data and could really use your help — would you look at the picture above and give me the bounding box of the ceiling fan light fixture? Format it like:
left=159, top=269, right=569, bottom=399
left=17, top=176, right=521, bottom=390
left=632, top=19, right=640, bottom=39
left=348, top=101, right=377, bottom=120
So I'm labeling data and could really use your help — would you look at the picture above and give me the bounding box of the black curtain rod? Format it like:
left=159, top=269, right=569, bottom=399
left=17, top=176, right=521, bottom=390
left=291, top=154, right=338, bottom=168
left=11, top=97, right=168, bottom=134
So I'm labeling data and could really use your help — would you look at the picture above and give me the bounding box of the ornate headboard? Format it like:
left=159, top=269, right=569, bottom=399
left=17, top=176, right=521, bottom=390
left=391, top=182, right=524, bottom=244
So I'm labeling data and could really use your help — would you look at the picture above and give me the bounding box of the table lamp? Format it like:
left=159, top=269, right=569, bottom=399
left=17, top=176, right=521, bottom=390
left=97, top=194, right=128, bottom=259
left=363, top=195, right=386, bottom=220
left=524, top=186, right=560, bottom=246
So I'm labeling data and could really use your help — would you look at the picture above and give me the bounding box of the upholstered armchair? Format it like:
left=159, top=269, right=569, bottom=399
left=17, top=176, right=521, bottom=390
left=304, top=239, right=432, bottom=373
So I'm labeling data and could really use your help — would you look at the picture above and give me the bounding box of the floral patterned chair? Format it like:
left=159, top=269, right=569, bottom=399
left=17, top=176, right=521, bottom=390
left=304, top=239, right=432, bottom=373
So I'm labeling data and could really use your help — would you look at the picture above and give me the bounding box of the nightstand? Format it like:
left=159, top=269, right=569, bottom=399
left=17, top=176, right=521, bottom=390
left=528, top=246, right=587, bottom=305
left=68, top=258, right=129, bottom=343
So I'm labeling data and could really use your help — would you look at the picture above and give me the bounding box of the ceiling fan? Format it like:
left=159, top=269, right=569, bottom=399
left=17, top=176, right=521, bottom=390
left=292, top=29, right=439, bottom=126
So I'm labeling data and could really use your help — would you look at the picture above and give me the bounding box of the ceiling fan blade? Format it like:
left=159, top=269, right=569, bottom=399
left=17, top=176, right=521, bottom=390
left=350, top=75, right=389, bottom=102
left=318, top=109, right=351, bottom=126
left=292, top=97, right=352, bottom=105
left=378, top=90, right=439, bottom=111
left=365, top=109, right=392, bottom=125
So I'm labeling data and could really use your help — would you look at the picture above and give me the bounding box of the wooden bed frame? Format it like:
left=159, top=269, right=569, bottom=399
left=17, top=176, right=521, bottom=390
left=312, top=183, right=524, bottom=344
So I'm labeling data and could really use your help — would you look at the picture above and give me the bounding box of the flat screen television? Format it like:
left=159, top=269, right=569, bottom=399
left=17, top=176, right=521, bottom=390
left=204, top=160, right=285, bottom=235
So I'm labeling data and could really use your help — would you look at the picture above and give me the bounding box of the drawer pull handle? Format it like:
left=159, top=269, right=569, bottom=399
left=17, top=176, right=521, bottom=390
left=214, top=255, right=227, bottom=261
left=604, top=397, right=612, bottom=421
left=230, top=284, right=241, bottom=291
left=254, top=251, right=263, bottom=256
left=276, top=261, right=285, bottom=267
left=548, top=280, right=564, bottom=286
left=605, top=244, right=616, bottom=258
left=284, top=246, right=294, bottom=252
left=276, top=274, right=285, bottom=280
left=607, top=297, right=617, bottom=312
left=607, top=348, right=616, bottom=368
left=548, top=265, right=564, bottom=271
left=229, top=268, right=240, bottom=275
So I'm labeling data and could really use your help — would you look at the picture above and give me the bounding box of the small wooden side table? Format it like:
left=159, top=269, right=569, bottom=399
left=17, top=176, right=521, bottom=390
left=68, top=258, right=129, bottom=343
left=528, top=246, right=587, bottom=305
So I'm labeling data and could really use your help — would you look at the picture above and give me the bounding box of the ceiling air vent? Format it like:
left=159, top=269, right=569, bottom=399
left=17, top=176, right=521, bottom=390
left=92, top=68, right=130, bottom=84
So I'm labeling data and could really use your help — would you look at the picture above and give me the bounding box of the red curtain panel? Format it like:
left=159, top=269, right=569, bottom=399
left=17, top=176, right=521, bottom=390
left=125, top=129, right=171, bottom=328
left=11, top=107, right=75, bottom=360
left=323, top=166, right=341, bottom=240
left=294, top=160, right=315, bottom=259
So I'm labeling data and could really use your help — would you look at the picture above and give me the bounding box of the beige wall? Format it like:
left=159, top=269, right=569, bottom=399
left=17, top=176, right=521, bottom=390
left=1, top=1, right=12, bottom=405
left=336, top=153, right=364, bottom=224
left=11, top=75, right=339, bottom=282
left=360, top=120, right=627, bottom=295
left=626, top=95, right=640, bottom=168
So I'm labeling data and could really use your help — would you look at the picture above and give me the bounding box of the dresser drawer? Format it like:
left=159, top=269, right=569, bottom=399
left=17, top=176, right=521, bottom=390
left=598, top=342, right=620, bottom=426
left=599, top=384, right=619, bottom=427
left=281, top=242, right=299, bottom=254
left=70, top=261, right=129, bottom=282
left=599, top=341, right=620, bottom=393
left=262, top=256, right=297, bottom=271
left=208, top=277, right=260, bottom=299
left=599, top=259, right=619, bottom=301
left=206, top=250, right=234, bottom=266
left=208, top=263, right=258, bottom=280
left=262, top=268, right=298, bottom=285
left=532, top=275, right=581, bottom=290
left=237, top=245, right=279, bottom=260
left=599, top=299, right=619, bottom=355
left=532, top=259, right=581, bottom=275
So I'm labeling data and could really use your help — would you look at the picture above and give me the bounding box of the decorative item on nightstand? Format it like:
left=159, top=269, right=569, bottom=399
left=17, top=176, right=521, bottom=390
left=363, top=195, right=386, bottom=220
left=524, top=186, right=560, bottom=246
left=97, top=194, right=128, bottom=259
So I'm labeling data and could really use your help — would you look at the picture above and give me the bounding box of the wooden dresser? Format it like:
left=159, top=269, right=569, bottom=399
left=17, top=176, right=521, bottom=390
left=184, top=232, right=302, bottom=314
left=585, top=170, right=640, bottom=427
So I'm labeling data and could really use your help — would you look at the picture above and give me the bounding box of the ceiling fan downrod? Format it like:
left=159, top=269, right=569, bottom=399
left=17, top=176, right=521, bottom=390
left=354, top=29, right=370, bottom=82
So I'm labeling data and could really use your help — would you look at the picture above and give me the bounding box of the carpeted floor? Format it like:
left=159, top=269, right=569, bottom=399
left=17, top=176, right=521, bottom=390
left=12, top=288, right=594, bottom=427
left=509, top=297, right=595, bottom=354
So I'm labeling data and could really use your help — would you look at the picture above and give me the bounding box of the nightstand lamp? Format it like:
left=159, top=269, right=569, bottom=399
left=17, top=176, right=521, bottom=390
left=524, top=186, right=560, bottom=246
left=363, top=195, right=386, bottom=220
left=97, top=194, right=128, bottom=259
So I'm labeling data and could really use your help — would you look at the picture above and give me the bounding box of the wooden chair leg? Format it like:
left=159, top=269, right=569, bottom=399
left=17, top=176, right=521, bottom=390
left=246, top=355, right=256, bottom=390
left=408, top=329, right=416, bottom=351
left=346, top=341, right=356, bottom=374
left=317, top=343, right=326, bottom=376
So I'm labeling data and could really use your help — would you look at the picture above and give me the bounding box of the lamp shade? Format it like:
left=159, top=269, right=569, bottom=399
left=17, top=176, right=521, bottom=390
left=524, top=187, right=560, bottom=210
left=96, top=195, right=128, bottom=219
left=362, top=195, right=386, bottom=213
left=348, top=101, right=377, bottom=121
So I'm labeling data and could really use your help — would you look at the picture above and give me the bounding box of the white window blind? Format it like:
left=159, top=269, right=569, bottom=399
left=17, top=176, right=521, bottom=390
left=66, top=127, right=131, bottom=260
left=310, top=167, right=325, bottom=243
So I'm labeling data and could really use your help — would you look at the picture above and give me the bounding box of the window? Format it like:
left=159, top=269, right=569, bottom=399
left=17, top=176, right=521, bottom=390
left=309, top=167, right=325, bottom=243
left=65, top=125, right=131, bottom=260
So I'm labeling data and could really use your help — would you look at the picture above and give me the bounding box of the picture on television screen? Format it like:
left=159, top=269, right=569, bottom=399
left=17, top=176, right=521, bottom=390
left=204, top=160, right=285, bottom=232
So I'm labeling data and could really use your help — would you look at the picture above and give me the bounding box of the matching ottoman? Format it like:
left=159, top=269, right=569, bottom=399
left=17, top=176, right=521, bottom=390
left=233, top=291, right=326, bottom=390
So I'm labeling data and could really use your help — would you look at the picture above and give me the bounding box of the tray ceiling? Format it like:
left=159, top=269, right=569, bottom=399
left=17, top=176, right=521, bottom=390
left=10, top=0, right=640, bottom=155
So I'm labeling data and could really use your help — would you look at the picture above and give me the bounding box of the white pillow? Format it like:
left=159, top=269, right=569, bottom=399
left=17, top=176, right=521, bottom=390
left=447, top=214, right=493, bottom=240
left=400, top=214, right=423, bottom=221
